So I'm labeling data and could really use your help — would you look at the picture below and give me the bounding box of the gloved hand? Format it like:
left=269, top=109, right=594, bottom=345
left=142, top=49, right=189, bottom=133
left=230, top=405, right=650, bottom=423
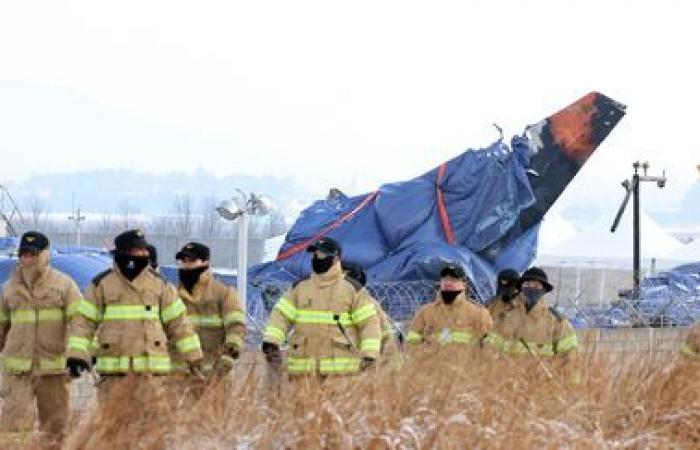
left=360, top=357, right=376, bottom=372
left=262, top=342, right=281, bottom=364
left=188, top=360, right=205, bottom=379
left=66, top=357, right=89, bottom=379
left=214, top=354, right=236, bottom=375
left=225, top=346, right=240, bottom=360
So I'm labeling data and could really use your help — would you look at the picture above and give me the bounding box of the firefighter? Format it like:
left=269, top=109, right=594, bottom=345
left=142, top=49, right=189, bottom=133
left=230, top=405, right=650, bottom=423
left=172, top=242, right=245, bottom=375
left=341, top=261, right=401, bottom=363
left=0, top=231, right=82, bottom=445
left=406, top=263, right=493, bottom=348
left=484, top=267, right=579, bottom=367
left=680, top=321, right=700, bottom=361
left=486, top=268, right=521, bottom=320
left=65, top=229, right=203, bottom=401
left=146, top=243, right=159, bottom=271
left=261, top=237, right=381, bottom=377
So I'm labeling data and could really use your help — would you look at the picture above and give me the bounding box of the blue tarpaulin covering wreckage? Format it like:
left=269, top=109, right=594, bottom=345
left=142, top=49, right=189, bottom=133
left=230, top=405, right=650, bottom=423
left=247, top=92, right=630, bottom=320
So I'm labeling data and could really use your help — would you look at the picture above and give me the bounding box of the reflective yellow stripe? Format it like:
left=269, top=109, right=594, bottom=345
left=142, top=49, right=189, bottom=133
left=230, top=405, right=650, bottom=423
left=406, top=330, right=422, bottom=343
left=90, top=336, right=100, bottom=351
left=77, top=299, right=101, bottom=322
left=176, top=335, right=201, bottom=354
left=161, top=298, right=186, bottom=323
left=1, top=431, right=33, bottom=444
left=2, top=356, right=32, bottom=372
left=65, top=299, right=82, bottom=318
left=296, top=310, right=353, bottom=326
left=7, top=308, right=64, bottom=323
left=188, top=314, right=223, bottom=327
left=264, top=325, right=286, bottom=344
left=96, top=356, right=171, bottom=373
left=360, top=338, right=381, bottom=352
left=104, top=304, right=160, bottom=321
left=680, top=343, right=699, bottom=359
left=68, top=336, right=91, bottom=353
left=556, top=333, right=578, bottom=353
left=39, top=356, right=66, bottom=371
left=350, top=304, right=377, bottom=324
left=287, top=357, right=316, bottom=373
left=483, top=332, right=506, bottom=351
left=319, top=357, right=361, bottom=374
left=223, top=311, right=246, bottom=326
left=274, top=298, right=298, bottom=322
left=225, top=333, right=244, bottom=347
left=450, top=331, right=475, bottom=344
left=502, top=340, right=554, bottom=356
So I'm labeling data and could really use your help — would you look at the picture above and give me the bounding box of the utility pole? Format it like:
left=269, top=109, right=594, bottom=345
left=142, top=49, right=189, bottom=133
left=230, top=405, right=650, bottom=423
left=68, top=202, right=86, bottom=247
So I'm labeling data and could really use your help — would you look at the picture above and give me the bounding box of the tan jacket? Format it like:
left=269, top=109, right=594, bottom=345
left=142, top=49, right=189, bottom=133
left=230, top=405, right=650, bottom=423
left=487, top=295, right=523, bottom=322
left=0, top=254, right=82, bottom=375
left=407, top=293, right=493, bottom=347
left=263, top=262, right=382, bottom=375
left=172, top=269, right=245, bottom=371
left=66, top=265, right=202, bottom=374
left=484, top=294, right=578, bottom=359
left=680, top=322, right=700, bottom=360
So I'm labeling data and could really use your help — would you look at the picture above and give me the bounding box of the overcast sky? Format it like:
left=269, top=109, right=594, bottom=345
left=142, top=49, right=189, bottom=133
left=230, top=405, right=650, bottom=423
left=1, top=1, right=698, bottom=220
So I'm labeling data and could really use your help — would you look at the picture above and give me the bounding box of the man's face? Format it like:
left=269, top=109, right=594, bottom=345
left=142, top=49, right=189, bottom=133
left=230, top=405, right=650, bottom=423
left=313, top=250, right=338, bottom=261
left=521, top=279, right=544, bottom=290
left=178, top=256, right=208, bottom=270
left=128, top=247, right=149, bottom=258
left=19, top=249, right=38, bottom=267
left=440, top=276, right=466, bottom=292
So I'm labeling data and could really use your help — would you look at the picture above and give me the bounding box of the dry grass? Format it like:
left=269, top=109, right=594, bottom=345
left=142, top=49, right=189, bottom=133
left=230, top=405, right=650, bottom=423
left=11, top=350, right=700, bottom=450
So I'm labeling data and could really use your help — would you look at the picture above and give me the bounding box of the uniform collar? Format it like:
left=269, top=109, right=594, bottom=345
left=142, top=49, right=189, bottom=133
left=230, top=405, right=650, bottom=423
left=112, top=263, right=151, bottom=290
left=436, top=291, right=469, bottom=306
left=179, top=268, right=212, bottom=303
left=310, top=261, right=343, bottom=287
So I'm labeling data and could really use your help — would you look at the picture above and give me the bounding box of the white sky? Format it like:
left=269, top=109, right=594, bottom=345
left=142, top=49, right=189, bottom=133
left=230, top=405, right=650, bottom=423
left=1, top=0, right=698, bottom=216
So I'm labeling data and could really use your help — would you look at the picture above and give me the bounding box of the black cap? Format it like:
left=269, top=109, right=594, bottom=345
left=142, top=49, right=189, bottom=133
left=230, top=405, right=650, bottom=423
left=19, top=231, right=50, bottom=253
left=306, top=237, right=341, bottom=257
left=440, top=263, right=467, bottom=280
left=519, top=266, right=553, bottom=292
left=497, top=268, right=520, bottom=284
left=175, top=242, right=210, bottom=261
left=113, top=229, right=149, bottom=253
left=341, top=261, right=366, bottom=287
left=146, top=244, right=158, bottom=269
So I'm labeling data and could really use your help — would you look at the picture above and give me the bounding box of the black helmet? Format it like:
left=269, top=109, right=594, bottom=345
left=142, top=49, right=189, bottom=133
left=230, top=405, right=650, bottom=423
left=518, top=267, right=553, bottom=292
left=497, top=268, right=519, bottom=285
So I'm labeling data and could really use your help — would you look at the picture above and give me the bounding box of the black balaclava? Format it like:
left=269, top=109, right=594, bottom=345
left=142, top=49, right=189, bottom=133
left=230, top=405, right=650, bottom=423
left=497, top=269, right=520, bottom=302
left=179, top=266, right=208, bottom=293
left=521, top=287, right=546, bottom=312
left=114, top=252, right=150, bottom=282
left=312, top=254, right=335, bottom=274
left=440, top=290, right=462, bottom=304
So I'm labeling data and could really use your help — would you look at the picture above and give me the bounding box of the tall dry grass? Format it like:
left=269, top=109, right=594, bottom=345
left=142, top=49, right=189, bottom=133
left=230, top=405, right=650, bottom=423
left=17, top=350, right=700, bottom=449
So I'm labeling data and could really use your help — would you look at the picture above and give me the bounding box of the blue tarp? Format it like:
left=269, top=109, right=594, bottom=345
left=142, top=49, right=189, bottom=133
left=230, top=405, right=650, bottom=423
left=0, top=252, right=111, bottom=291
left=250, top=136, right=541, bottom=301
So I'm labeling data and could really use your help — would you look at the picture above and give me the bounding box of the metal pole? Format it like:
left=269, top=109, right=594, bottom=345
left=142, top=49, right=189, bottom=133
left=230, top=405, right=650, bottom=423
left=237, top=212, right=248, bottom=313
left=632, top=171, right=641, bottom=299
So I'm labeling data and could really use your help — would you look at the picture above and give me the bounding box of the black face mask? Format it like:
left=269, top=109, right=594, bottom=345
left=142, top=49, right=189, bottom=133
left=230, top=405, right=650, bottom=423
left=179, top=266, right=208, bottom=293
left=114, top=253, right=150, bottom=282
left=440, top=290, right=462, bottom=304
left=522, top=288, right=546, bottom=311
left=311, top=255, right=335, bottom=274
left=497, top=283, right=518, bottom=302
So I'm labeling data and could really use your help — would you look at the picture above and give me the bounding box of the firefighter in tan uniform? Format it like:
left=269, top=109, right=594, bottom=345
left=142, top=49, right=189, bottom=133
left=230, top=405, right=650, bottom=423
left=680, top=321, right=700, bottom=361
left=484, top=267, right=579, bottom=373
left=172, top=242, right=245, bottom=374
left=341, top=261, right=401, bottom=364
left=0, top=232, right=82, bottom=445
left=406, top=264, right=492, bottom=348
left=486, top=268, right=521, bottom=320
left=65, top=229, right=203, bottom=400
left=262, top=237, right=382, bottom=377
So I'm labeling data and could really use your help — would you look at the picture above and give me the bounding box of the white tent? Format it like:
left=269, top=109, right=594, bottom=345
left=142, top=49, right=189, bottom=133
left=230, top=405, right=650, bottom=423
left=538, top=210, right=682, bottom=267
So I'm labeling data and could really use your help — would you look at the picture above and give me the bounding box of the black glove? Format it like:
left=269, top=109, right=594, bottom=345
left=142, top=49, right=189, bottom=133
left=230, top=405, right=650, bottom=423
left=225, top=346, right=240, bottom=360
left=262, top=342, right=281, bottom=364
left=66, top=357, right=89, bottom=379
left=360, top=357, right=376, bottom=371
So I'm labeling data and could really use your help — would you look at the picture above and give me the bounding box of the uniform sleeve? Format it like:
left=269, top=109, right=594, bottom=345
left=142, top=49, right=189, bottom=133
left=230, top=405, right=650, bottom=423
left=0, top=288, right=9, bottom=351
left=66, top=283, right=102, bottom=362
left=63, top=278, right=83, bottom=320
left=554, top=318, right=581, bottom=383
left=479, top=307, right=494, bottom=337
left=406, top=306, right=427, bottom=345
left=351, top=289, right=381, bottom=360
left=160, top=283, right=203, bottom=363
left=262, top=288, right=297, bottom=346
left=681, top=322, right=700, bottom=360
left=221, top=285, right=246, bottom=350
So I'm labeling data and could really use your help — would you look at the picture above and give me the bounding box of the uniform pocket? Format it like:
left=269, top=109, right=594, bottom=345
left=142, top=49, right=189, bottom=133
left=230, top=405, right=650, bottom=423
left=287, top=334, right=307, bottom=358
left=97, top=327, right=122, bottom=356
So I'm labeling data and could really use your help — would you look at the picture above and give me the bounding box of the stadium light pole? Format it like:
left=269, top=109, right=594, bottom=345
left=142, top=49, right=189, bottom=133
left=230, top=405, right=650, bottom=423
left=216, top=189, right=249, bottom=312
